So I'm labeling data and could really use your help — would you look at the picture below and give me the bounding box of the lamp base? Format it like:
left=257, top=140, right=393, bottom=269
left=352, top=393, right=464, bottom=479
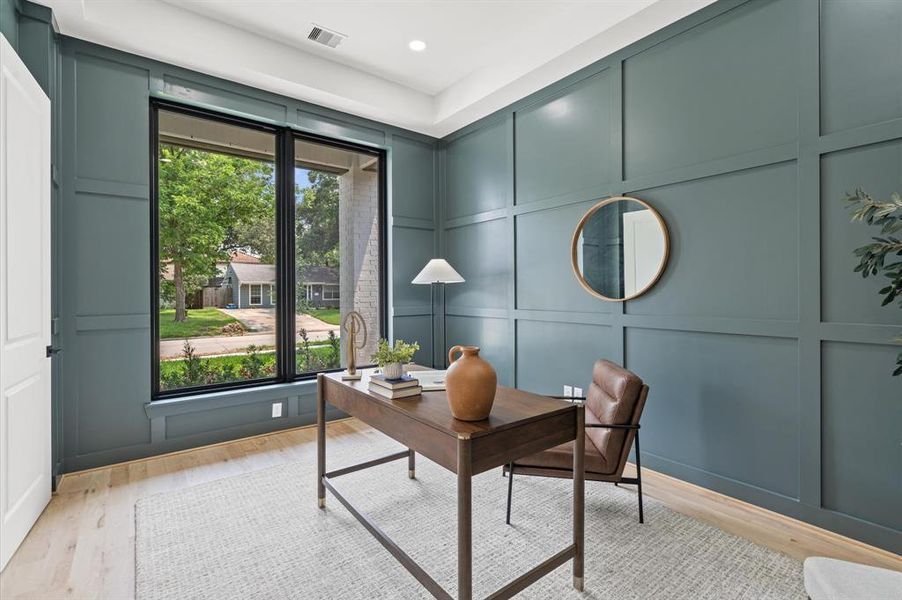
left=340, top=371, right=362, bottom=381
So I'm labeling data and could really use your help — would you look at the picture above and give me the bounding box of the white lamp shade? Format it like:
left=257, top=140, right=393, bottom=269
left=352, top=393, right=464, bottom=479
left=411, top=259, right=465, bottom=284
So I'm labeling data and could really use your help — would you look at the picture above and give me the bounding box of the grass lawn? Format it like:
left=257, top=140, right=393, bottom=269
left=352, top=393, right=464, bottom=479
left=305, top=308, right=340, bottom=325
left=159, top=308, right=241, bottom=339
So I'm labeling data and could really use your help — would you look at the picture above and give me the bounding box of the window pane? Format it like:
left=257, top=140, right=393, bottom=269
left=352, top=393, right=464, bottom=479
left=294, top=138, right=381, bottom=374
left=157, top=109, right=278, bottom=392
left=250, top=284, right=262, bottom=305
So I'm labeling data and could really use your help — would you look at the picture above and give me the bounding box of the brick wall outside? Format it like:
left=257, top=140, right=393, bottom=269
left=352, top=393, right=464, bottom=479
left=338, top=155, right=380, bottom=365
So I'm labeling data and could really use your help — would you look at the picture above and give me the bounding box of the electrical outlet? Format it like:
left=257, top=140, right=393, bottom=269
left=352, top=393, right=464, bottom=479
left=574, top=387, right=583, bottom=398
left=271, top=402, right=283, bottom=418
left=563, top=385, right=573, bottom=397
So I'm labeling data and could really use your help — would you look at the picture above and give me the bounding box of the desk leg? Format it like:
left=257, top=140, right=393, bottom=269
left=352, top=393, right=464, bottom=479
left=317, top=374, right=326, bottom=509
left=408, top=449, right=416, bottom=479
left=457, top=438, right=472, bottom=600
left=573, top=405, right=585, bottom=591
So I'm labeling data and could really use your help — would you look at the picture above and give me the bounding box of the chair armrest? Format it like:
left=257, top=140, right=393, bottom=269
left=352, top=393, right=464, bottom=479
left=585, top=423, right=640, bottom=430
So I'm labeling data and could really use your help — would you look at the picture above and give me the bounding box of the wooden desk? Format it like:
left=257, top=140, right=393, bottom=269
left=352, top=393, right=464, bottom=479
left=317, top=368, right=585, bottom=600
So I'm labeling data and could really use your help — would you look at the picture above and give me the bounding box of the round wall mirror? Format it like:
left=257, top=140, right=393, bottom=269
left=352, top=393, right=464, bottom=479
left=571, top=196, right=669, bottom=302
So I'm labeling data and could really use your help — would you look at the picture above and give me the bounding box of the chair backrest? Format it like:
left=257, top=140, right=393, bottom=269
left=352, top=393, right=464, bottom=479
left=584, top=360, right=649, bottom=477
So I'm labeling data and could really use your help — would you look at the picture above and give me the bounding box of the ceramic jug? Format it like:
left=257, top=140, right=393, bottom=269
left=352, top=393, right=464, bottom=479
left=445, top=345, right=497, bottom=421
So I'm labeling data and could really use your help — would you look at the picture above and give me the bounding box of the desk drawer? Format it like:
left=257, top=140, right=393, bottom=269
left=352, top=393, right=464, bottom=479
left=470, top=410, right=577, bottom=475
left=323, top=378, right=458, bottom=472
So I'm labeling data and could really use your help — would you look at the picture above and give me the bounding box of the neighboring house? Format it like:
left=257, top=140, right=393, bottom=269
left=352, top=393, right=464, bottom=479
left=225, top=262, right=276, bottom=308
left=224, top=263, right=339, bottom=309
left=298, top=266, right=340, bottom=308
left=162, top=251, right=260, bottom=308
left=163, top=252, right=339, bottom=309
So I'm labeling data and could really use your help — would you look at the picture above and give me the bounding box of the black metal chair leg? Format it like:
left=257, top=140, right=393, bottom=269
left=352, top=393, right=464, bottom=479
left=635, top=432, right=644, bottom=524
left=505, top=463, right=514, bottom=525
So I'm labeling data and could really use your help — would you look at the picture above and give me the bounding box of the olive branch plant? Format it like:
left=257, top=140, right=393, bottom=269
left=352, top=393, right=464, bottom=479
left=844, top=188, right=902, bottom=376
left=371, top=339, right=420, bottom=367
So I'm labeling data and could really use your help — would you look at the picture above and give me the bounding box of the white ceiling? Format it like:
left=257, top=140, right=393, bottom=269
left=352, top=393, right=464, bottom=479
left=35, top=0, right=715, bottom=137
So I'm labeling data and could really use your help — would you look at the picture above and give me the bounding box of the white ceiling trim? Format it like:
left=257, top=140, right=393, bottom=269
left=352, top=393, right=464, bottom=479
left=35, top=0, right=716, bottom=138
left=40, top=0, right=434, bottom=132
left=432, top=0, right=716, bottom=137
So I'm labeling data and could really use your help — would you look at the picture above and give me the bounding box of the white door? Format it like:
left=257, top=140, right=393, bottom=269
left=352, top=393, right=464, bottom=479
left=0, top=33, right=52, bottom=572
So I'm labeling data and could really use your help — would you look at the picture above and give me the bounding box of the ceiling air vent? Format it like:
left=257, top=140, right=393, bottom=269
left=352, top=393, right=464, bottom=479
left=307, top=24, right=346, bottom=49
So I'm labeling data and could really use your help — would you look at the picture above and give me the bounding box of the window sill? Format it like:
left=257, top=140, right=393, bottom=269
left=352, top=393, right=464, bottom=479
left=144, top=379, right=319, bottom=419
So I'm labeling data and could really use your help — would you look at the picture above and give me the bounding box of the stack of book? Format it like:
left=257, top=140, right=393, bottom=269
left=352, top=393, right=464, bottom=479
left=368, top=373, right=422, bottom=399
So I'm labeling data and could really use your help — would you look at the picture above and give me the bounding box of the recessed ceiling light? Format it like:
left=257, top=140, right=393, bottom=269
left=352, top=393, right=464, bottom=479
left=408, top=40, right=426, bottom=52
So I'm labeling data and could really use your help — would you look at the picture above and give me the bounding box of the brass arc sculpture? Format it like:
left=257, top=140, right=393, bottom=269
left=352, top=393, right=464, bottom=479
left=340, top=310, right=367, bottom=380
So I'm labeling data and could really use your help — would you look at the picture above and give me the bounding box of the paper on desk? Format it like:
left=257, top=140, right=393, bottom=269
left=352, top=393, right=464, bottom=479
left=413, top=370, right=447, bottom=391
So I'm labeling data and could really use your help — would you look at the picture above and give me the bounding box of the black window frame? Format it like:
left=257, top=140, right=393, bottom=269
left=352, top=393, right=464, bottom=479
left=150, top=99, right=387, bottom=400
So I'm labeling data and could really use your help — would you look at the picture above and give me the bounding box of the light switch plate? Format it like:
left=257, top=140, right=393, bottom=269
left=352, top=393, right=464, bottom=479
left=272, top=402, right=283, bottom=418
left=574, top=387, right=583, bottom=398
left=563, top=385, right=573, bottom=397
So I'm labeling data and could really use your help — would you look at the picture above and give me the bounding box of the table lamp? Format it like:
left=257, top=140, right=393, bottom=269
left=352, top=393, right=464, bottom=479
left=412, top=259, right=464, bottom=367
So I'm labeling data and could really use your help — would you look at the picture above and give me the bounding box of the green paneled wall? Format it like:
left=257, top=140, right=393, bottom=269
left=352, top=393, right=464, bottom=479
left=516, top=320, right=614, bottom=394
left=0, top=0, right=17, bottom=49
left=444, top=316, right=512, bottom=387
left=446, top=219, right=510, bottom=310
left=626, top=329, right=800, bottom=499
left=622, top=0, right=799, bottom=180
left=445, top=118, right=511, bottom=220
left=50, top=37, right=438, bottom=472
left=516, top=200, right=604, bottom=314
left=629, top=163, right=799, bottom=320
left=440, top=0, right=901, bottom=553
left=820, top=141, right=902, bottom=325
left=515, top=70, right=613, bottom=206
left=822, top=342, right=902, bottom=532
left=819, top=0, right=902, bottom=134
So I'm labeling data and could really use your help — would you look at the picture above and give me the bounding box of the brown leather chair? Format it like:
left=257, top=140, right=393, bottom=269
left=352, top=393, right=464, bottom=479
left=504, top=359, right=649, bottom=524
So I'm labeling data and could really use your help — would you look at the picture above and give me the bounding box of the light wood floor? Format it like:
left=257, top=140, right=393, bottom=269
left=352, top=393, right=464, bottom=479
left=1, top=419, right=899, bottom=599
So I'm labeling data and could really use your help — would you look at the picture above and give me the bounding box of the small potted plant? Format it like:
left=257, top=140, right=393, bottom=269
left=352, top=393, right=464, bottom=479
left=371, top=339, right=420, bottom=380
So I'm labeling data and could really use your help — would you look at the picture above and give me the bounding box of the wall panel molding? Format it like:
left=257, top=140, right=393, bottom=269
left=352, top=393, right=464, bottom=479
left=620, top=315, right=799, bottom=339
left=391, top=217, right=435, bottom=230
left=296, top=109, right=385, bottom=146
left=621, top=146, right=797, bottom=196
left=510, top=189, right=611, bottom=218
left=815, top=117, right=902, bottom=155
left=75, top=314, right=149, bottom=332
left=392, top=305, right=433, bottom=317
left=445, top=307, right=509, bottom=320
left=443, top=207, right=508, bottom=230
left=73, top=177, right=148, bottom=200
left=162, top=74, right=289, bottom=123
left=513, top=310, right=614, bottom=327
left=818, top=323, right=902, bottom=346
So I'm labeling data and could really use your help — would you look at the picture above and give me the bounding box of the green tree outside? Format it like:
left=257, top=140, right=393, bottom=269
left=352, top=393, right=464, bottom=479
left=158, top=145, right=275, bottom=322
left=295, top=169, right=340, bottom=310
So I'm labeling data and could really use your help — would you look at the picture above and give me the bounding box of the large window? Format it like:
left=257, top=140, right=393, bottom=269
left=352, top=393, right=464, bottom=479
left=152, top=102, right=385, bottom=397
left=294, top=138, right=380, bottom=375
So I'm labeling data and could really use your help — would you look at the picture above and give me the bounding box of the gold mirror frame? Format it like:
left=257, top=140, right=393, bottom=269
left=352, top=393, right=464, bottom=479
left=570, top=195, right=670, bottom=302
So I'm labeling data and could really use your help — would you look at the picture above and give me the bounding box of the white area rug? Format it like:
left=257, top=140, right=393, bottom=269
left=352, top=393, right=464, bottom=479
left=135, top=435, right=804, bottom=599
